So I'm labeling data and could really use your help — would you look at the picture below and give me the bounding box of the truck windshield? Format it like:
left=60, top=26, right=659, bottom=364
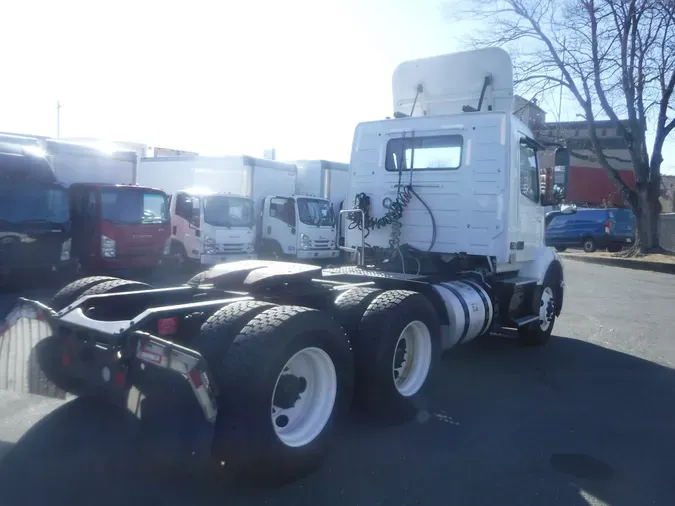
left=0, top=183, right=69, bottom=224
left=101, top=189, right=169, bottom=225
left=203, top=195, right=254, bottom=227
left=297, top=197, right=334, bottom=227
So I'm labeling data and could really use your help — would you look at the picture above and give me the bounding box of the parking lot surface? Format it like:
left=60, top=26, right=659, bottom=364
left=1, top=261, right=674, bottom=506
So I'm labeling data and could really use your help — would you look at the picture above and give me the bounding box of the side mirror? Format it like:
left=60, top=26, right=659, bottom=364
left=541, top=147, right=570, bottom=206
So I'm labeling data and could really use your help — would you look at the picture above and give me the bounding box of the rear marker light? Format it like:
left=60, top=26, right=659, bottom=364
left=61, top=353, right=71, bottom=366
left=188, top=369, right=202, bottom=388
left=114, top=371, right=126, bottom=387
left=158, top=317, right=178, bottom=336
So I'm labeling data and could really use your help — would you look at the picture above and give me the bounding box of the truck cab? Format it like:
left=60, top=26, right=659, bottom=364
left=0, top=141, right=72, bottom=281
left=259, top=194, right=340, bottom=261
left=68, top=183, right=171, bottom=273
left=169, top=189, right=256, bottom=267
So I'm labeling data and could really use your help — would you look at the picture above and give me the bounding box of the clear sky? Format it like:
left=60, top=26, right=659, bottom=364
left=1, top=0, right=673, bottom=173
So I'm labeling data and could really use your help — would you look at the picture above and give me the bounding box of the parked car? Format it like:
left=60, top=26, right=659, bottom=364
left=545, top=207, right=635, bottom=253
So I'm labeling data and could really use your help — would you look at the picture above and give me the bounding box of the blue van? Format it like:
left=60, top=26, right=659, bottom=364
left=545, top=208, right=635, bottom=253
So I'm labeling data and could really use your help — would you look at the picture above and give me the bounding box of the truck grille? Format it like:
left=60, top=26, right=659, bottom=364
left=216, top=243, right=246, bottom=253
left=311, top=240, right=331, bottom=250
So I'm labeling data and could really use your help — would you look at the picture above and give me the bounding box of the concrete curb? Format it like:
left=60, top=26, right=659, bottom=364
left=561, top=254, right=675, bottom=275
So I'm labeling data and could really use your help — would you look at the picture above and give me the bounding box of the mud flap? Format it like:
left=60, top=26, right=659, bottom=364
left=0, top=301, right=64, bottom=398
left=136, top=367, right=216, bottom=478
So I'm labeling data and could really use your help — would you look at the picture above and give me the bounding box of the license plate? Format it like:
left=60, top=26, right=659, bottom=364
left=626, top=238, right=632, bottom=243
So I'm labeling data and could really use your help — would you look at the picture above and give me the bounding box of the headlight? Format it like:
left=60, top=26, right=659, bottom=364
left=203, top=235, right=216, bottom=254
left=300, top=233, right=311, bottom=250
left=101, top=235, right=116, bottom=258
left=60, top=238, right=71, bottom=261
left=163, top=238, right=171, bottom=256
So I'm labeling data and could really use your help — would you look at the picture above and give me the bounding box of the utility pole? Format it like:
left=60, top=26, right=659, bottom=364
left=56, top=100, right=62, bottom=138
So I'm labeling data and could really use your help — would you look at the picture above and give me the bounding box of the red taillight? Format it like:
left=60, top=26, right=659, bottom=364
left=158, top=317, right=178, bottom=336
left=114, top=371, right=126, bottom=387
left=604, top=221, right=610, bottom=235
left=188, top=369, right=202, bottom=388
left=61, top=353, right=71, bottom=366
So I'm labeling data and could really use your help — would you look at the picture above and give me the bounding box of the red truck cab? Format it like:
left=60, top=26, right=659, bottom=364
left=68, top=183, right=171, bottom=273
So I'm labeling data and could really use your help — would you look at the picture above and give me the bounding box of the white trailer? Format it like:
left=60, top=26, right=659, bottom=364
left=24, top=47, right=574, bottom=486
left=44, top=139, right=137, bottom=187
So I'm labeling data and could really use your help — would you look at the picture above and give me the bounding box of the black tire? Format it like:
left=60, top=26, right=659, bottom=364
left=332, top=287, right=383, bottom=339
left=582, top=237, right=597, bottom=253
left=352, top=290, right=441, bottom=421
left=554, top=246, right=567, bottom=252
left=0, top=308, right=67, bottom=399
left=192, top=300, right=276, bottom=387
left=519, top=269, right=559, bottom=346
left=80, top=279, right=153, bottom=298
left=212, top=305, right=354, bottom=485
left=170, top=240, right=193, bottom=273
left=260, top=240, right=288, bottom=261
left=51, top=276, right=118, bottom=311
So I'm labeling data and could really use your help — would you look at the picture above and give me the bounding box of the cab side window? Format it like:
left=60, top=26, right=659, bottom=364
left=269, top=197, right=295, bottom=226
left=175, top=193, right=190, bottom=220
left=519, top=144, right=540, bottom=203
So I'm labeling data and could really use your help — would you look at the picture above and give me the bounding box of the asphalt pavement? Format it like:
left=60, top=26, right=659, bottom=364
left=0, top=261, right=674, bottom=506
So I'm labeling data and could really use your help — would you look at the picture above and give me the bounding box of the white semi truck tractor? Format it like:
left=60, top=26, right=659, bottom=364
left=21, top=47, right=573, bottom=485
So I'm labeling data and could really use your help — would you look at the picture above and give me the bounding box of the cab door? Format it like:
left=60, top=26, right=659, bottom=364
left=263, top=196, right=296, bottom=255
left=516, top=137, right=544, bottom=261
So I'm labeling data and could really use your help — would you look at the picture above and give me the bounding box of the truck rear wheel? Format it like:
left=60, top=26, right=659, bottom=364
left=51, top=276, right=118, bottom=311
left=352, top=290, right=441, bottom=420
left=582, top=237, right=597, bottom=253
left=333, top=287, right=383, bottom=339
left=212, top=306, right=354, bottom=484
left=192, top=300, right=276, bottom=386
left=80, top=279, right=153, bottom=297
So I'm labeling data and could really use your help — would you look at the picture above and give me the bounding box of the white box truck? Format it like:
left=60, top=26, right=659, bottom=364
left=137, top=155, right=341, bottom=267
left=136, top=156, right=258, bottom=268
left=293, top=160, right=349, bottom=247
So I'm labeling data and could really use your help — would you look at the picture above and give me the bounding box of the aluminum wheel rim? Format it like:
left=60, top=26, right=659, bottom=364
left=271, top=346, right=337, bottom=448
left=539, top=287, right=555, bottom=331
left=392, top=320, right=433, bottom=397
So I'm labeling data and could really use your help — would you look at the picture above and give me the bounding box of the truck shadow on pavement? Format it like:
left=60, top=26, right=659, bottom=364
left=0, top=334, right=674, bottom=506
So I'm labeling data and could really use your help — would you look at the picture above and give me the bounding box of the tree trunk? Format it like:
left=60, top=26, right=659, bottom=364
left=634, top=183, right=661, bottom=253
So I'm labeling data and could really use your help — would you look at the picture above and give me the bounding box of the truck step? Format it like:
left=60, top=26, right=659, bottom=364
left=499, top=276, right=538, bottom=287
left=513, top=315, right=540, bottom=327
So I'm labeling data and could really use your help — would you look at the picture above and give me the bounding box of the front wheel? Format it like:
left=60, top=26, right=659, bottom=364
left=212, top=306, right=354, bottom=484
left=519, top=271, right=559, bottom=346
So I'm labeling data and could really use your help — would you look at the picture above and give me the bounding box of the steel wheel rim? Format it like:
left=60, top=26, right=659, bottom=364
left=271, top=346, right=337, bottom=448
left=392, top=320, right=433, bottom=397
left=539, top=287, right=555, bottom=331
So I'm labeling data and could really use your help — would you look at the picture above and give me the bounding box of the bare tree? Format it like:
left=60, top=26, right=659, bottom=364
left=456, top=0, right=675, bottom=253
